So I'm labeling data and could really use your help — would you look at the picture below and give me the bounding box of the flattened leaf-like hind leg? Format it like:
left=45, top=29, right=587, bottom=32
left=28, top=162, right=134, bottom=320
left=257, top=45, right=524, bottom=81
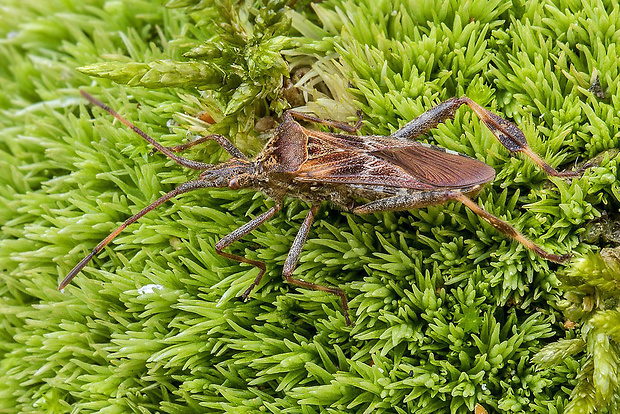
left=392, top=96, right=589, bottom=177
left=282, top=205, right=351, bottom=325
left=215, top=203, right=282, bottom=300
left=353, top=189, right=570, bottom=264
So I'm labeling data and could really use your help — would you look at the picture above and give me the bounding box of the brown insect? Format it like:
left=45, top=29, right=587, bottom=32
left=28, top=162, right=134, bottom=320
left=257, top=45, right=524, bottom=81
left=61, top=91, right=586, bottom=325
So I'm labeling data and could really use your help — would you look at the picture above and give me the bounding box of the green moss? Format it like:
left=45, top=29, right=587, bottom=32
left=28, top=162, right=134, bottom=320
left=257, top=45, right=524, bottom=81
left=534, top=249, right=620, bottom=413
left=0, top=0, right=619, bottom=412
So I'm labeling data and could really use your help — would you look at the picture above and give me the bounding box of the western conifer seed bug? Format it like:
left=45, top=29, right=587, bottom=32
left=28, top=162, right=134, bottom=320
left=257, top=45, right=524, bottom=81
left=61, top=91, right=588, bottom=325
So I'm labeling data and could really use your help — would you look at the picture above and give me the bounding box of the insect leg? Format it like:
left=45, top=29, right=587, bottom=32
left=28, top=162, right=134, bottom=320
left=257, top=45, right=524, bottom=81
left=353, top=190, right=461, bottom=214
left=284, top=110, right=363, bottom=133
left=81, top=91, right=214, bottom=170
left=215, top=203, right=282, bottom=300
left=354, top=189, right=570, bottom=264
left=392, top=96, right=587, bottom=177
left=153, top=134, right=248, bottom=160
left=458, top=97, right=587, bottom=177
left=391, top=98, right=464, bottom=140
left=60, top=179, right=217, bottom=289
left=455, top=194, right=570, bottom=263
left=282, top=205, right=351, bottom=325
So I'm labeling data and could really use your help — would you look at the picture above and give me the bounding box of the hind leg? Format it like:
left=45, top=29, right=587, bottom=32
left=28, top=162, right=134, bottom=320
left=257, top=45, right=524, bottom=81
left=354, top=189, right=569, bottom=264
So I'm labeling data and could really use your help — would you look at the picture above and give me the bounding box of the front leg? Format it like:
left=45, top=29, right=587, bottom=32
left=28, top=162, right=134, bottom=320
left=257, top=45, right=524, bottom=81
left=81, top=91, right=214, bottom=171
left=354, top=189, right=569, bottom=264
left=215, top=203, right=281, bottom=300
left=283, top=110, right=363, bottom=134
left=152, top=134, right=248, bottom=160
left=392, top=96, right=587, bottom=177
left=282, top=205, right=351, bottom=325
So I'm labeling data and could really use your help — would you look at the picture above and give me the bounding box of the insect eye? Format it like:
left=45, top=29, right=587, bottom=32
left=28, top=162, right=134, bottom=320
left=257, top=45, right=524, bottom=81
left=228, top=177, right=240, bottom=189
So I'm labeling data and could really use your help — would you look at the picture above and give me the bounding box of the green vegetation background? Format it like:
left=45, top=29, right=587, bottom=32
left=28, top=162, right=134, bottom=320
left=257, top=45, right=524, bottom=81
left=0, top=0, right=619, bottom=412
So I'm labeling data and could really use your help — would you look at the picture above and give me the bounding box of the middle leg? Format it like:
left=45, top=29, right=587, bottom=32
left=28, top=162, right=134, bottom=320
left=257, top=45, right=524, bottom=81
left=282, top=204, right=352, bottom=325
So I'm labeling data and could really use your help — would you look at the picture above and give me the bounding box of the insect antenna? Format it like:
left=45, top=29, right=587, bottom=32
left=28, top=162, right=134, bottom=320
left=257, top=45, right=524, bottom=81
left=80, top=90, right=214, bottom=171
left=59, top=179, right=214, bottom=289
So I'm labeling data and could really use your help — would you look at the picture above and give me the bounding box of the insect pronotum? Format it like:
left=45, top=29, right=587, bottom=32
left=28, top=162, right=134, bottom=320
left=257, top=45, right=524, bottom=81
left=62, top=91, right=587, bottom=325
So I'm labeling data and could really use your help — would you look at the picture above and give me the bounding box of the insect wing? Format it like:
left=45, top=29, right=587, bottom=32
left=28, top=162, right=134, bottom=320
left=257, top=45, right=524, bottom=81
left=295, top=150, right=437, bottom=190
left=294, top=132, right=495, bottom=189
left=371, top=144, right=496, bottom=188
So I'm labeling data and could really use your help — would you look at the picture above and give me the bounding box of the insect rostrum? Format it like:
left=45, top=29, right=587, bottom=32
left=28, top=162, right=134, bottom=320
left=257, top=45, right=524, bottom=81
left=61, top=91, right=586, bottom=325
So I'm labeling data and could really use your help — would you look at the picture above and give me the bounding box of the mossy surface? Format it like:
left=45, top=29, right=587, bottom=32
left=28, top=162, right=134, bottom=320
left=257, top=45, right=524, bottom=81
left=0, top=0, right=618, bottom=412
